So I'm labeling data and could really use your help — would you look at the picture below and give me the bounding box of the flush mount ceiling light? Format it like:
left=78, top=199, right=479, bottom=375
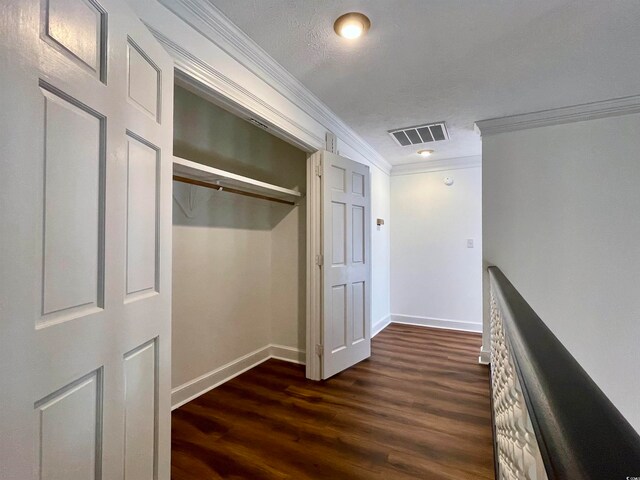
left=417, top=149, right=434, bottom=158
left=334, top=12, right=371, bottom=39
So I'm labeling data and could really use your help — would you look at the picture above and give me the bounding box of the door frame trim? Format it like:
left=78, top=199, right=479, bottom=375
left=306, top=152, right=323, bottom=380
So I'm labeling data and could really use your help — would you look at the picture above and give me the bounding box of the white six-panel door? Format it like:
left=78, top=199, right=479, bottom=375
left=322, top=151, right=372, bottom=379
left=0, top=0, right=173, bottom=478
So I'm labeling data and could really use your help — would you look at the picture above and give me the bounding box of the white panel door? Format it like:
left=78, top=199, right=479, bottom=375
left=322, top=151, right=371, bottom=378
left=0, top=1, right=173, bottom=479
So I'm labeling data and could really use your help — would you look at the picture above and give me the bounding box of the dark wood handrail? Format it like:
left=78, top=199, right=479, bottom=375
left=488, top=266, right=640, bottom=479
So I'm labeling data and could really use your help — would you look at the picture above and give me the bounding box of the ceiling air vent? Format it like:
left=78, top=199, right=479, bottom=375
left=388, top=122, right=449, bottom=147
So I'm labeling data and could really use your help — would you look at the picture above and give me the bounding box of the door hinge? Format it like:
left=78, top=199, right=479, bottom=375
left=315, top=158, right=322, bottom=177
left=315, top=344, right=324, bottom=357
left=315, top=254, right=323, bottom=267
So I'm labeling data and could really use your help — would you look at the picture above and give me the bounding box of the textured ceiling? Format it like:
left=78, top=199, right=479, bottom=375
left=210, top=0, right=640, bottom=166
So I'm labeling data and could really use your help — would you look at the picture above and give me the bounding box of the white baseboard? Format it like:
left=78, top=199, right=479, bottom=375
left=172, top=315, right=479, bottom=410
left=372, top=315, right=391, bottom=337
left=270, top=344, right=306, bottom=364
left=390, top=314, right=482, bottom=333
left=479, top=346, right=491, bottom=365
left=171, top=345, right=271, bottom=410
left=171, top=344, right=305, bottom=410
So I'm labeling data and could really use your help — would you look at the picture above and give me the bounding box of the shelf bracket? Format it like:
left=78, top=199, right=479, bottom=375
left=173, top=184, right=213, bottom=218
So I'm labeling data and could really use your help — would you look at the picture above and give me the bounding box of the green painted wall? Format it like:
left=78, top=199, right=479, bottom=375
left=173, top=85, right=306, bottom=192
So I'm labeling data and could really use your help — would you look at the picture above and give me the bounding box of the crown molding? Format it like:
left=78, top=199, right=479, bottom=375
left=475, top=95, right=640, bottom=136
left=148, top=26, right=325, bottom=154
left=391, top=156, right=481, bottom=176
left=156, top=0, right=392, bottom=174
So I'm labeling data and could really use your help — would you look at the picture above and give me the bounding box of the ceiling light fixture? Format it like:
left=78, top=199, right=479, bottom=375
left=417, top=149, right=434, bottom=158
left=334, top=12, right=371, bottom=40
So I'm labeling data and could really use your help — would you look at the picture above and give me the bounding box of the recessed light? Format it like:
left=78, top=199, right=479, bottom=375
left=417, top=149, right=434, bottom=158
left=334, top=12, right=371, bottom=40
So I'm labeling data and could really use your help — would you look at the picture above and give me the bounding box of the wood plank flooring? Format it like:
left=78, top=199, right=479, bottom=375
left=172, top=324, right=495, bottom=479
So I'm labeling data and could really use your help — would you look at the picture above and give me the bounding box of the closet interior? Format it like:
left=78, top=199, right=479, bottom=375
left=171, top=78, right=307, bottom=406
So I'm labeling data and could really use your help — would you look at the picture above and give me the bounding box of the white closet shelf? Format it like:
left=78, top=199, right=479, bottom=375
left=173, top=156, right=304, bottom=206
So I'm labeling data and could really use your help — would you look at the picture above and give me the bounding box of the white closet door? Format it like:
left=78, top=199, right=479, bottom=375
left=322, top=151, right=372, bottom=379
left=0, top=0, right=173, bottom=478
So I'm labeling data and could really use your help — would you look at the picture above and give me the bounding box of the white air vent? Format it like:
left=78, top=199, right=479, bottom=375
left=388, top=122, right=449, bottom=147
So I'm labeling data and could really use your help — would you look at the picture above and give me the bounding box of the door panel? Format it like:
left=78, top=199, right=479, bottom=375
left=352, top=205, right=365, bottom=264
left=0, top=0, right=173, bottom=478
left=125, top=134, right=160, bottom=299
left=123, top=339, right=158, bottom=480
left=330, top=284, right=347, bottom=352
left=40, top=86, right=105, bottom=321
left=127, top=39, right=161, bottom=121
left=352, top=172, right=365, bottom=196
left=322, top=151, right=371, bottom=379
left=352, top=281, right=366, bottom=342
left=43, top=0, right=107, bottom=80
left=331, top=202, right=346, bottom=265
left=35, top=369, right=103, bottom=480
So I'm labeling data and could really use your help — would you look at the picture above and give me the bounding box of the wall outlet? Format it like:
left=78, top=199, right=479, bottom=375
left=467, top=239, right=474, bottom=248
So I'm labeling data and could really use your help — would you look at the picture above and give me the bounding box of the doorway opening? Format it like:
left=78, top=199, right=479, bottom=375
left=170, top=72, right=311, bottom=409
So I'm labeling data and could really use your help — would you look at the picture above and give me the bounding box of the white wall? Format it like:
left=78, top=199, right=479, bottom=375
left=390, top=167, right=483, bottom=332
left=370, top=166, right=391, bottom=330
left=172, top=189, right=274, bottom=389
left=270, top=198, right=306, bottom=351
left=483, top=112, right=640, bottom=432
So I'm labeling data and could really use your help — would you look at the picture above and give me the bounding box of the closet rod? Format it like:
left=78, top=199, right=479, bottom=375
left=173, top=175, right=296, bottom=206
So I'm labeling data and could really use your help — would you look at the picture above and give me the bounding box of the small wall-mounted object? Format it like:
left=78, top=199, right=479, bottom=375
left=325, top=131, right=337, bottom=154
left=376, top=218, right=385, bottom=226
left=443, top=177, right=454, bottom=186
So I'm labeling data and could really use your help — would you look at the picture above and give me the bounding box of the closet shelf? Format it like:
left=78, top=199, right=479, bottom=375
left=173, top=156, right=304, bottom=206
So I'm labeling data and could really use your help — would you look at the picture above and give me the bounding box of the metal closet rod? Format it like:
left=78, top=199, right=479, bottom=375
left=172, top=175, right=296, bottom=206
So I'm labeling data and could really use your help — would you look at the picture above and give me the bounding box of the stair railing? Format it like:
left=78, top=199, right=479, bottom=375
left=488, top=266, right=640, bottom=479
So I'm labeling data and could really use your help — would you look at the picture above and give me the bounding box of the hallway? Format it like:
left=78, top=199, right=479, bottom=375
left=171, top=324, right=495, bottom=479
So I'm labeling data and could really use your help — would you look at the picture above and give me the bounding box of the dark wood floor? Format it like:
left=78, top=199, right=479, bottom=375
left=172, top=324, right=495, bottom=479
